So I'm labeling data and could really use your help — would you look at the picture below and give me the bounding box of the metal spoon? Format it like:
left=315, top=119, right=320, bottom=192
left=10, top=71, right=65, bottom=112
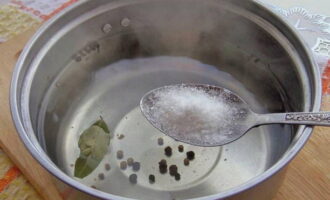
left=140, top=84, right=330, bottom=147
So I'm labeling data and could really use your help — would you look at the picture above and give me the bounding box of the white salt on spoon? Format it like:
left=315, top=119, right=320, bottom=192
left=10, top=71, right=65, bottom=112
left=140, top=84, right=244, bottom=146
left=140, top=84, right=330, bottom=146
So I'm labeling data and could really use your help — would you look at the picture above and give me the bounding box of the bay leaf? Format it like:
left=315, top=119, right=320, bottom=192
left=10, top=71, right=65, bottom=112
left=74, top=156, right=99, bottom=178
left=74, top=119, right=110, bottom=178
left=93, top=117, right=110, bottom=133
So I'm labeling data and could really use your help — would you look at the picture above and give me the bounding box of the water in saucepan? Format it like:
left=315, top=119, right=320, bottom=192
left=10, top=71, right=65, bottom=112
left=39, top=56, right=291, bottom=199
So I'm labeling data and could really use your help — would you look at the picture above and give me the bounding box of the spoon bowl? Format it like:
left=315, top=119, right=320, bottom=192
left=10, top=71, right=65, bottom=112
left=140, top=84, right=255, bottom=146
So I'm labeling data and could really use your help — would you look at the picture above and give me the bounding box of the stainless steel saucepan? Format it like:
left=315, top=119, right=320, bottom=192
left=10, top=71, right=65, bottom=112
left=10, top=0, right=321, bottom=199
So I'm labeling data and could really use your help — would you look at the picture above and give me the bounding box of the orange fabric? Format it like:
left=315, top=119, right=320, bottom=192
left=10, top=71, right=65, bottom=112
left=43, top=0, right=78, bottom=20
left=322, top=61, right=330, bottom=95
left=0, top=166, right=21, bottom=192
left=10, top=0, right=78, bottom=21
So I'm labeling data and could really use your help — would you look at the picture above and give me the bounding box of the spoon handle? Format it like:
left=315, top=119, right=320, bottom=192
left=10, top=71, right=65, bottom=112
left=258, top=112, right=330, bottom=126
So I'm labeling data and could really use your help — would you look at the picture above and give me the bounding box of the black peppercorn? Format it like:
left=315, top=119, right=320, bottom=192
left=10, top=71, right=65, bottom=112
left=129, top=174, right=137, bottom=184
left=120, top=161, right=127, bottom=170
left=132, top=162, right=140, bottom=171
left=149, top=174, right=155, bottom=183
left=158, top=159, right=167, bottom=174
left=127, top=158, right=134, bottom=166
left=117, top=150, right=124, bottom=159
left=158, top=137, right=164, bottom=145
left=186, top=151, right=195, bottom=160
left=174, top=173, right=181, bottom=181
left=178, top=145, right=184, bottom=152
left=184, top=158, right=190, bottom=166
left=169, top=165, right=178, bottom=176
left=164, top=146, right=172, bottom=157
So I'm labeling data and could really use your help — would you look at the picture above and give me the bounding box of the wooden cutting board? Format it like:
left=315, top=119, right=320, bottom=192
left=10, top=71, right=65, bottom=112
left=0, top=29, right=329, bottom=200
left=0, top=28, right=63, bottom=200
left=273, top=95, right=330, bottom=200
